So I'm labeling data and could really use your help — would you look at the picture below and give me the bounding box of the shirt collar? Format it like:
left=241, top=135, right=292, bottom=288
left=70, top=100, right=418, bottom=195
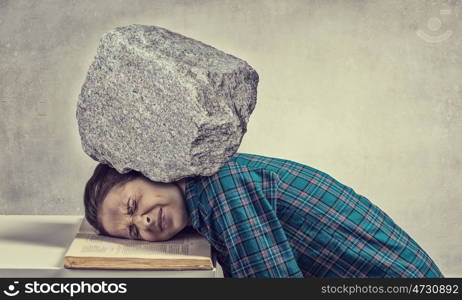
left=184, top=175, right=201, bottom=230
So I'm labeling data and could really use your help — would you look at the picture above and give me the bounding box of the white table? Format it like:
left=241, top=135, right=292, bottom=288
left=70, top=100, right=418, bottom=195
left=0, top=215, right=221, bottom=278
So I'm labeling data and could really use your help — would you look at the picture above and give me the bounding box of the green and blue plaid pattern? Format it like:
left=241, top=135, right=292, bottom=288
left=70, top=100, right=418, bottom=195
left=184, top=152, right=444, bottom=278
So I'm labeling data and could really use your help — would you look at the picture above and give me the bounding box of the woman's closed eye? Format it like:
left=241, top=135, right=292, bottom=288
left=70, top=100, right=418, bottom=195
left=129, top=224, right=141, bottom=239
left=127, top=198, right=137, bottom=215
left=127, top=198, right=141, bottom=239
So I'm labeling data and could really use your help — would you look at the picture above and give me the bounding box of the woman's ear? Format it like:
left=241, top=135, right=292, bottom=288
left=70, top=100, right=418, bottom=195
left=177, top=178, right=187, bottom=195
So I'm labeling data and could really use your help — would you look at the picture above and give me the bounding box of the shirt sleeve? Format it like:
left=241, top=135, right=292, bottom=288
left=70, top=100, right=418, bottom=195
left=214, top=168, right=304, bottom=278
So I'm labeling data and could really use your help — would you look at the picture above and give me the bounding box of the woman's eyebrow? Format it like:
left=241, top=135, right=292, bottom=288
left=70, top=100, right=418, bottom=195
left=124, top=196, right=130, bottom=214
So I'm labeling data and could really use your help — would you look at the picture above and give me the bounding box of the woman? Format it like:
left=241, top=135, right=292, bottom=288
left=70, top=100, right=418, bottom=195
left=83, top=152, right=444, bottom=278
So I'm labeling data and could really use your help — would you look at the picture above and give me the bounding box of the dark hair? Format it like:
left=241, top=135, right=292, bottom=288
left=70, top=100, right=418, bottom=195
left=83, top=163, right=145, bottom=235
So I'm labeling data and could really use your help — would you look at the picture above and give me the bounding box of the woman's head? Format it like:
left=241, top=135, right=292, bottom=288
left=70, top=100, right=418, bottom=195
left=83, top=163, right=190, bottom=242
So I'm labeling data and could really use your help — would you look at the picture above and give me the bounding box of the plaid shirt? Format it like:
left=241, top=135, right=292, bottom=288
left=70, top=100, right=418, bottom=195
left=183, top=152, right=444, bottom=278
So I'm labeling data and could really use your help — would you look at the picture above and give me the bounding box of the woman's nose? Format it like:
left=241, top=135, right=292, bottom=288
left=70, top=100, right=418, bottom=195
left=136, top=212, right=155, bottom=228
left=143, top=214, right=151, bottom=225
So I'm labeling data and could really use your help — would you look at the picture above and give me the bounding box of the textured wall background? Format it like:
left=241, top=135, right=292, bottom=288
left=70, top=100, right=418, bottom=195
left=0, top=0, right=460, bottom=276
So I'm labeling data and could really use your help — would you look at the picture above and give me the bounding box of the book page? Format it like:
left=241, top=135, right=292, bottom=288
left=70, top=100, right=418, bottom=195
left=65, top=218, right=211, bottom=260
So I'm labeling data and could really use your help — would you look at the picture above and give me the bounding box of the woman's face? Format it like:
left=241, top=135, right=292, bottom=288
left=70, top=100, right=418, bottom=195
left=97, top=177, right=189, bottom=242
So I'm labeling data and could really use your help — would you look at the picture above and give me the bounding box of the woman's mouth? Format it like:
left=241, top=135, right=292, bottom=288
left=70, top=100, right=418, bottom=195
left=158, top=208, right=163, bottom=231
left=161, top=208, right=168, bottom=231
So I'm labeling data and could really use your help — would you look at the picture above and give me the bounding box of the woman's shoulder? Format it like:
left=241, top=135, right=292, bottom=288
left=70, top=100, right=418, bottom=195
left=228, top=152, right=337, bottom=188
left=227, top=152, right=327, bottom=179
left=226, top=152, right=288, bottom=170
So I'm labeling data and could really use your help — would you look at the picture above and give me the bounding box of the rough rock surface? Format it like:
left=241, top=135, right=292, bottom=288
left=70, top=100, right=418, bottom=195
left=76, top=24, right=259, bottom=182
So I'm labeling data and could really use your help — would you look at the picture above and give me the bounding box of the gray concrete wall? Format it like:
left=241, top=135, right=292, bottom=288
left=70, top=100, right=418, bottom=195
left=0, top=0, right=461, bottom=276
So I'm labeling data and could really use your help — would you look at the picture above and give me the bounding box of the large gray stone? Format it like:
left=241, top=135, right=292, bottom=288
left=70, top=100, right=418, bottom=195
left=76, top=24, right=258, bottom=182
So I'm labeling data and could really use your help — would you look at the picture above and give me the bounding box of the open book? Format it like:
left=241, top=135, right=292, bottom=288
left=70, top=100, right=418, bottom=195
left=63, top=218, right=213, bottom=270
